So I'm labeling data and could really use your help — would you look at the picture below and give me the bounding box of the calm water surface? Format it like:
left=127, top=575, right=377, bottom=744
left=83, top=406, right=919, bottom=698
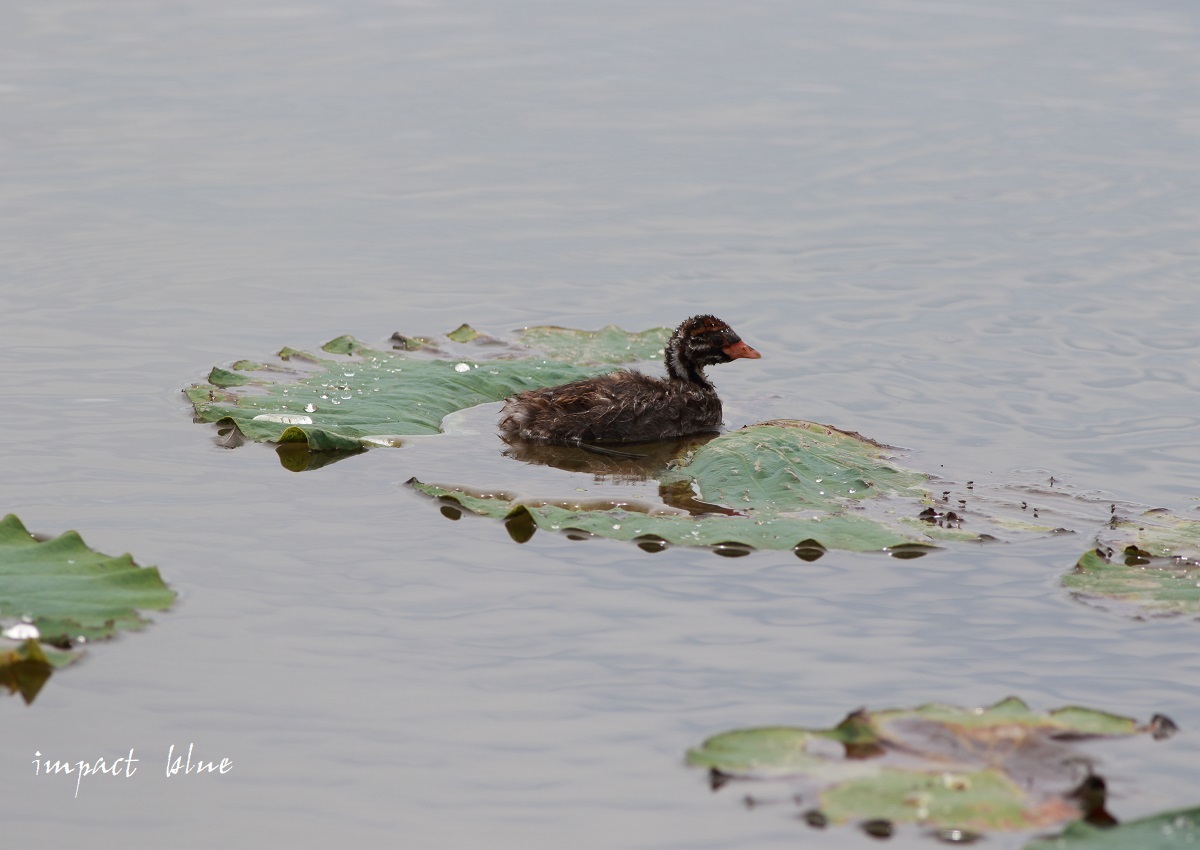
left=2, top=1, right=1199, bottom=847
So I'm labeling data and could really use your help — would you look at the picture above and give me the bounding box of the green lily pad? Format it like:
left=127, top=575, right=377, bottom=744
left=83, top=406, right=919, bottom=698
left=1025, top=805, right=1200, bottom=849
left=687, top=698, right=1173, bottom=835
left=412, top=419, right=955, bottom=553
left=514, top=324, right=669, bottom=363
left=0, top=514, right=175, bottom=646
left=184, top=324, right=671, bottom=452
left=658, top=420, right=930, bottom=510
left=1067, top=512, right=1200, bottom=618
left=413, top=422, right=1116, bottom=554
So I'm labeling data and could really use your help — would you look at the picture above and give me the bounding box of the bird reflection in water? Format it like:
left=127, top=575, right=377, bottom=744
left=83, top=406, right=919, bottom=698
left=499, top=433, right=742, bottom=517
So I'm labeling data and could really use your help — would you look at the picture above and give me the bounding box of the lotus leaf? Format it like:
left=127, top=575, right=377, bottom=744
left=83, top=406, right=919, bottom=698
left=412, top=420, right=951, bottom=553
left=0, top=514, right=175, bottom=645
left=688, top=698, right=1173, bottom=835
left=1024, top=805, right=1200, bottom=849
left=185, top=325, right=670, bottom=451
left=1067, top=512, right=1200, bottom=618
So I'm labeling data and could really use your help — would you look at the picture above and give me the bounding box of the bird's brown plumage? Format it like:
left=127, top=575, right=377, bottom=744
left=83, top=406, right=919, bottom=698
left=498, top=315, right=760, bottom=446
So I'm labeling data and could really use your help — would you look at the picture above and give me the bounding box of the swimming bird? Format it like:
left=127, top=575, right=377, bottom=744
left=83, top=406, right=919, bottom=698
left=498, top=315, right=760, bottom=449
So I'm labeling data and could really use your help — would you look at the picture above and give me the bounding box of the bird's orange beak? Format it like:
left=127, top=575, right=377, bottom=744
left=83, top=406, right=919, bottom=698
left=723, top=340, right=761, bottom=360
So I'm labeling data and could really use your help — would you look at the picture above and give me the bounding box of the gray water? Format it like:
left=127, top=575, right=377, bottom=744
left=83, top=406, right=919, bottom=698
left=3, top=0, right=1199, bottom=847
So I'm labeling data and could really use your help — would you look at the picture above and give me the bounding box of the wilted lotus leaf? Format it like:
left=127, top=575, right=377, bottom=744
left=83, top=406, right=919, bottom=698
left=185, top=325, right=670, bottom=452
left=0, top=514, right=175, bottom=702
left=687, top=697, right=1173, bottom=835
left=0, top=636, right=79, bottom=705
left=0, top=638, right=55, bottom=704
left=1067, top=512, right=1200, bottom=618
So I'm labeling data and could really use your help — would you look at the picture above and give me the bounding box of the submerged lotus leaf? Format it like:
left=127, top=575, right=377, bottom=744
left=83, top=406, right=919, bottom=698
left=687, top=698, right=1171, bottom=834
left=1024, top=805, right=1200, bottom=849
left=185, top=325, right=670, bottom=451
left=1067, top=512, right=1200, bottom=618
left=0, top=514, right=175, bottom=645
left=412, top=420, right=946, bottom=553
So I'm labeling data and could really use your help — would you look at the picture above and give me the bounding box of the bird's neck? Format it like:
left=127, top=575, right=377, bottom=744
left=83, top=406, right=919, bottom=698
left=665, top=339, right=713, bottom=389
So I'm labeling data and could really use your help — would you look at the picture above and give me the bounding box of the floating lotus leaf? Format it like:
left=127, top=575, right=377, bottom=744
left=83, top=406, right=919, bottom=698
left=412, top=420, right=958, bottom=553
left=414, top=482, right=928, bottom=553
left=687, top=697, right=1174, bottom=835
left=0, top=514, right=175, bottom=645
left=413, top=429, right=1119, bottom=553
left=1067, top=511, right=1200, bottom=618
left=656, top=421, right=930, bottom=510
left=513, top=324, right=670, bottom=363
left=184, top=325, right=670, bottom=452
left=1025, top=804, right=1200, bottom=849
